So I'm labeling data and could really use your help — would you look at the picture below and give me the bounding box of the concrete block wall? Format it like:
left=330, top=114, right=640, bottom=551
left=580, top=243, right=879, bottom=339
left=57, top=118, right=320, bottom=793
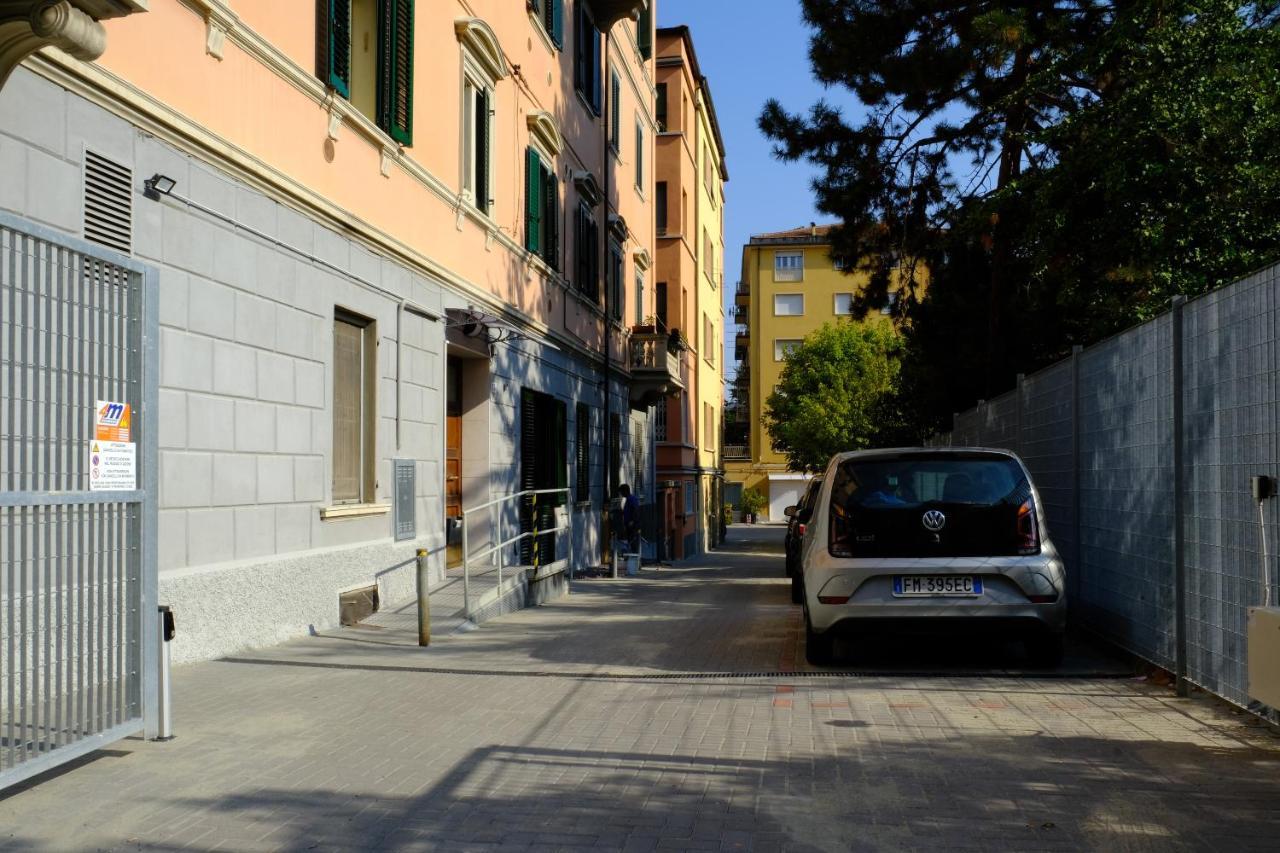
left=0, top=68, right=446, bottom=663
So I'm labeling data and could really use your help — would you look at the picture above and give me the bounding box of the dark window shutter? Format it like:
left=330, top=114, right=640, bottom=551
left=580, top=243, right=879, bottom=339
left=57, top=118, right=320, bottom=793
left=610, top=72, right=620, bottom=150
left=656, top=83, right=667, bottom=131
left=376, top=0, right=413, bottom=145
left=591, top=26, right=602, bottom=114
left=637, top=4, right=652, bottom=59
left=550, top=0, right=564, bottom=48
left=544, top=170, right=559, bottom=271
left=555, top=400, right=568, bottom=501
left=525, top=148, right=541, bottom=253
left=475, top=88, right=489, bottom=213
left=520, top=389, right=537, bottom=564
left=576, top=403, right=590, bottom=503
left=317, top=0, right=351, bottom=97
left=573, top=7, right=585, bottom=94
left=591, top=219, right=601, bottom=301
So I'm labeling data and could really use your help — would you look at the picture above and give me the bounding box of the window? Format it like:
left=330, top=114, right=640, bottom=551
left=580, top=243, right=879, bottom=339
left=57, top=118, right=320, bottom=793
left=703, top=144, right=715, bottom=198
left=607, top=239, right=624, bottom=321
left=704, top=315, right=715, bottom=366
left=609, top=413, right=622, bottom=496
left=636, top=3, right=652, bottom=59
left=632, top=420, right=644, bottom=495
left=681, top=189, right=688, bottom=233
left=529, top=0, right=564, bottom=48
left=316, top=0, right=413, bottom=144
left=635, top=119, right=644, bottom=189
left=574, top=4, right=602, bottom=115
left=684, top=480, right=695, bottom=515
left=463, top=74, right=493, bottom=214
left=332, top=309, right=377, bottom=503
left=525, top=148, right=559, bottom=269
left=655, top=182, right=668, bottom=235
left=520, top=389, right=567, bottom=563
left=774, top=294, right=804, bottom=316
left=882, top=291, right=900, bottom=315
left=635, top=269, right=645, bottom=326
left=655, top=83, right=668, bottom=131
left=774, top=251, right=803, bottom=282
left=774, top=339, right=802, bottom=361
left=655, top=396, right=668, bottom=442
left=574, top=202, right=600, bottom=299
left=832, top=254, right=849, bottom=271
left=834, top=293, right=855, bottom=315
left=575, top=402, right=590, bottom=503
left=609, top=70, right=621, bottom=152
left=703, top=228, right=713, bottom=282
left=704, top=402, right=715, bottom=451
left=656, top=281, right=668, bottom=329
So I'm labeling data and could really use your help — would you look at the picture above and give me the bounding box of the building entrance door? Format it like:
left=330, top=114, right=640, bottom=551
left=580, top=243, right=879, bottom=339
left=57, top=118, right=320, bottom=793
left=445, top=358, right=463, bottom=567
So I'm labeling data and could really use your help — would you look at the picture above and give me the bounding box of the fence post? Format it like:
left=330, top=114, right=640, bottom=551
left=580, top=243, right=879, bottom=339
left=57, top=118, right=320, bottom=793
left=1071, top=345, right=1083, bottom=607
left=1172, top=295, right=1189, bottom=697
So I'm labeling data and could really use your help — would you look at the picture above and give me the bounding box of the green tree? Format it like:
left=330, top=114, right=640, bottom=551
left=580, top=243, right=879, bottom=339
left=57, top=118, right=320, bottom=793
left=761, top=1, right=1280, bottom=432
left=763, top=322, right=905, bottom=472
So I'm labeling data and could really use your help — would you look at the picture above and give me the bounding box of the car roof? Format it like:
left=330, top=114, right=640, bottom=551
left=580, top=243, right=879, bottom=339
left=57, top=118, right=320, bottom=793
left=828, top=446, right=1019, bottom=464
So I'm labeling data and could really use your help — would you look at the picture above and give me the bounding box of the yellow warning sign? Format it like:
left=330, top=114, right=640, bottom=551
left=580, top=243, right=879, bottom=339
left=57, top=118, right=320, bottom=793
left=95, top=400, right=131, bottom=442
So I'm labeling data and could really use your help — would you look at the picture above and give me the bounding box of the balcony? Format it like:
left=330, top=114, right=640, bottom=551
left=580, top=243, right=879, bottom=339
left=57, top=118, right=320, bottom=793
left=733, top=305, right=748, bottom=325
left=724, top=445, right=750, bottom=460
left=628, top=331, right=685, bottom=410
left=734, top=281, right=750, bottom=307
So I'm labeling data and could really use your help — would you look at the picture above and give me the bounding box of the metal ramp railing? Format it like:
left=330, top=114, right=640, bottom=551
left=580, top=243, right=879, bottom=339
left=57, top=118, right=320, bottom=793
left=458, top=488, right=571, bottom=620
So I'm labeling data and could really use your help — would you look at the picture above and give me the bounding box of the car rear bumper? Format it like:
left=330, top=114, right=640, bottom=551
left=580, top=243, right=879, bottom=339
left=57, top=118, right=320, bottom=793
left=810, top=604, right=1066, bottom=637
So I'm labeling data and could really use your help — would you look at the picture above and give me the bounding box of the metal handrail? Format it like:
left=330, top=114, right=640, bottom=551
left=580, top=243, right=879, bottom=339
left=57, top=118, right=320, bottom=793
left=458, top=488, right=571, bottom=620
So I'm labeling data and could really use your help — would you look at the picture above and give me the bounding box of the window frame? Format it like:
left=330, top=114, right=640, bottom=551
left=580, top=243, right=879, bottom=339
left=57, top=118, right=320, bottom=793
left=773, top=293, right=805, bottom=317
left=834, top=292, right=855, bottom=315
left=460, top=53, right=496, bottom=216
left=525, top=145, right=560, bottom=270
left=634, top=117, right=645, bottom=192
left=773, top=251, right=804, bottom=283
left=774, top=338, right=803, bottom=361
left=528, top=0, right=564, bottom=50
left=331, top=307, right=378, bottom=505
left=316, top=0, right=413, bottom=144
left=574, top=4, right=602, bottom=116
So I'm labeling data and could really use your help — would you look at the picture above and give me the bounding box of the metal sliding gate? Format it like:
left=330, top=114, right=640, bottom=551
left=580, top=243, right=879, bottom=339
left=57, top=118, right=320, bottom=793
left=0, top=212, right=158, bottom=790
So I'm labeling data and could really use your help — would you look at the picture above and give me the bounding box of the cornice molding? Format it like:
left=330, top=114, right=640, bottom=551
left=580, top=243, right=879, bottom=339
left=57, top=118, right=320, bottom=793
left=526, top=110, right=563, bottom=157
left=454, top=17, right=507, bottom=83
left=0, top=0, right=128, bottom=88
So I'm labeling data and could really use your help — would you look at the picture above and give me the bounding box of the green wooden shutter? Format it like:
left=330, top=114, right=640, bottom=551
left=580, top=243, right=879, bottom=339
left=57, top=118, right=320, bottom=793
left=376, top=0, right=413, bottom=145
left=544, top=169, right=559, bottom=271
left=550, top=0, right=564, bottom=49
left=525, top=148, right=541, bottom=254
left=475, top=88, right=489, bottom=213
left=637, top=4, right=652, bottom=59
left=591, top=25, right=602, bottom=114
left=317, top=0, right=351, bottom=98
left=610, top=72, right=620, bottom=151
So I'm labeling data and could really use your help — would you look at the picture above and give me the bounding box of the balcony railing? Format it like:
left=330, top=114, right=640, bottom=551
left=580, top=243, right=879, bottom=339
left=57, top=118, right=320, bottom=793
left=628, top=331, right=684, bottom=409
left=724, top=445, right=750, bottom=460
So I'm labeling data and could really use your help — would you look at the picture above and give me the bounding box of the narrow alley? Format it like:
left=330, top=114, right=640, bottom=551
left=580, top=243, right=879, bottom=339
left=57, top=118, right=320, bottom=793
left=2, top=527, right=1277, bottom=852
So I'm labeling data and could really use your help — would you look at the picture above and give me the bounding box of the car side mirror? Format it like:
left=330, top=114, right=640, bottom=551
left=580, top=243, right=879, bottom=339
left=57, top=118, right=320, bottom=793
left=784, top=505, right=797, bottom=518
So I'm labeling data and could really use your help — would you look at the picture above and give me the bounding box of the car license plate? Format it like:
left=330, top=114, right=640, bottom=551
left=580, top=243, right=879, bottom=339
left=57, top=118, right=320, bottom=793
left=893, top=575, right=983, bottom=597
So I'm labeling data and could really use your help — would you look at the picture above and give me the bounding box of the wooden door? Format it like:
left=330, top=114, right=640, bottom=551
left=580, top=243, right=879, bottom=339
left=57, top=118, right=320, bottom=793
left=446, top=358, right=463, bottom=567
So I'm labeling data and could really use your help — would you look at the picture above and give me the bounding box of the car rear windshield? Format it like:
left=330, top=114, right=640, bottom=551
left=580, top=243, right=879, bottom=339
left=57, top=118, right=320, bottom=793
left=828, top=453, right=1033, bottom=558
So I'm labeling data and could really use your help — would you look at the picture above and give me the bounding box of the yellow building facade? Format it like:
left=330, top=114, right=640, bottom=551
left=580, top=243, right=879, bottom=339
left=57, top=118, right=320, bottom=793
left=653, top=26, right=727, bottom=558
left=725, top=225, right=897, bottom=521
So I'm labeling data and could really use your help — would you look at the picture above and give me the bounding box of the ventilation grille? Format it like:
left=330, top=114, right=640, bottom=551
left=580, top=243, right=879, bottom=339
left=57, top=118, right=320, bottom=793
left=83, top=150, right=132, bottom=254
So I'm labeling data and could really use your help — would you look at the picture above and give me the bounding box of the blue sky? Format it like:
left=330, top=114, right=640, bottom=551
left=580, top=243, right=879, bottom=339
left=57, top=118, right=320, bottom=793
left=654, top=0, right=834, bottom=371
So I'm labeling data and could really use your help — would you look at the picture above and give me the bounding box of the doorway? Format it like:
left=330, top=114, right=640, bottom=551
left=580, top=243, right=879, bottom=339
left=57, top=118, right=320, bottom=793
left=446, top=357, right=463, bottom=567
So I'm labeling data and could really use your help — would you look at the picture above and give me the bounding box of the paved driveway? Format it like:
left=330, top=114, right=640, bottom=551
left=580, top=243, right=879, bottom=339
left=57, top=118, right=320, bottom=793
left=2, top=526, right=1278, bottom=851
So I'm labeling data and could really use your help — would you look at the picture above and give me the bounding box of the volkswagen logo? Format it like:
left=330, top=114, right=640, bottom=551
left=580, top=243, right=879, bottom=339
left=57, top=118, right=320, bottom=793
left=922, top=510, right=947, bottom=532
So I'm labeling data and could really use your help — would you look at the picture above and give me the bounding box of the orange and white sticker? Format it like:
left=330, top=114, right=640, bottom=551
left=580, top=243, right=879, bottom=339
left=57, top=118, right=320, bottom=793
left=95, top=400, right=131, bottom=442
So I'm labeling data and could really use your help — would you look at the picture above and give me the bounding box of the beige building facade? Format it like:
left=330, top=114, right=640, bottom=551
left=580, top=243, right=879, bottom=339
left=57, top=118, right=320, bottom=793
left=0, top=0, right=670, bottom=662
left=651, top=26, right=726, bottom=559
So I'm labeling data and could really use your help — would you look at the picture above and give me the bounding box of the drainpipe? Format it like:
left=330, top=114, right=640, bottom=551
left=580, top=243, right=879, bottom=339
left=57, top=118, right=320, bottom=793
left=602, top=26, right=614, bottom=532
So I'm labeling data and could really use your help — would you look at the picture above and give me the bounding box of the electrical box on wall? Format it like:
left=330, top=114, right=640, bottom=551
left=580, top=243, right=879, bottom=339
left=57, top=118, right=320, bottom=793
left=1247, top=607, right=1280, bottom=710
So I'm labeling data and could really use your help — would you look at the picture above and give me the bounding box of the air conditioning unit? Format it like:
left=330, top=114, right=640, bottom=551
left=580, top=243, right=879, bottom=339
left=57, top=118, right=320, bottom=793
left=1247, top=607, right=1280, bottom=709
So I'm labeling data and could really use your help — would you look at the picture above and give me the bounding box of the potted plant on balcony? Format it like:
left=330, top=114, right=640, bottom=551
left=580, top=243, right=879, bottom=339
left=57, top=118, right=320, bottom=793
left=739, top=488, right=767, bottom=524
left=631, top=315, right=659, bottom=336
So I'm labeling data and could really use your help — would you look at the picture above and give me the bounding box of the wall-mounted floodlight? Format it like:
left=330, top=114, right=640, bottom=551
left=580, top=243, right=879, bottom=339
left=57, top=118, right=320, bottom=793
left=143, top=174, right=177, bottom=201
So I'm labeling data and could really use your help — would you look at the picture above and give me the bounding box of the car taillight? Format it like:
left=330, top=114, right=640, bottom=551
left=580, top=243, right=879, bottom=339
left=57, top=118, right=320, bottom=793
left=1016, top=498, right=1040, bottom=555
left=797, top=523, right=806, bottom=537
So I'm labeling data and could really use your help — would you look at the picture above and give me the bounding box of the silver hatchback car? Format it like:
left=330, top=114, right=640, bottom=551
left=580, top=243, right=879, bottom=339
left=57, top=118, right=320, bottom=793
left=799, top=448, right=1067, bottom=666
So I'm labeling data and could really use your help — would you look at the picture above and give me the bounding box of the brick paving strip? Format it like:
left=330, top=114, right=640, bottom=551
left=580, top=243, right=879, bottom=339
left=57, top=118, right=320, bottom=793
left=3, top=526, right=1279, bottom=852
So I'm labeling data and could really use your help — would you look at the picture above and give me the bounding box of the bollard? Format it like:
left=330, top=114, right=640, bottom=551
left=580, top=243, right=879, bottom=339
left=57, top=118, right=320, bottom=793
left=154, top=605, right=175, bottom=741
left=416, top=548, right=430, bottom=646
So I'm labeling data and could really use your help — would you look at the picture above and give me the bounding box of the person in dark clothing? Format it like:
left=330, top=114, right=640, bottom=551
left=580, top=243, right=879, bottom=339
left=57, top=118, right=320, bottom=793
left=619, top=483, right=639, bottom=552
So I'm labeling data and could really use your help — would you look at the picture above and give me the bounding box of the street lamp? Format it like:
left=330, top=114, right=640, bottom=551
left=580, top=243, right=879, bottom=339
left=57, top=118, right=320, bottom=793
left=143, top=174, right=176, bottom=201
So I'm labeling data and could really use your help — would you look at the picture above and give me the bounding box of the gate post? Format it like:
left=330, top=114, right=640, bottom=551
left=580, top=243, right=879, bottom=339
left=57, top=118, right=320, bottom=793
left=1171, top=296, right=1189, bottom=697
left=140, top=265, right=161, bottom=739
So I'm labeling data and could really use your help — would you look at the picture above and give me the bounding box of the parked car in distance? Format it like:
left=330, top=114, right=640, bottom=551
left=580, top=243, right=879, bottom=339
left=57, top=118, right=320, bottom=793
left=799, top=448, right=1067, bottom=667
left=783, top=477, right=823, bottom=603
